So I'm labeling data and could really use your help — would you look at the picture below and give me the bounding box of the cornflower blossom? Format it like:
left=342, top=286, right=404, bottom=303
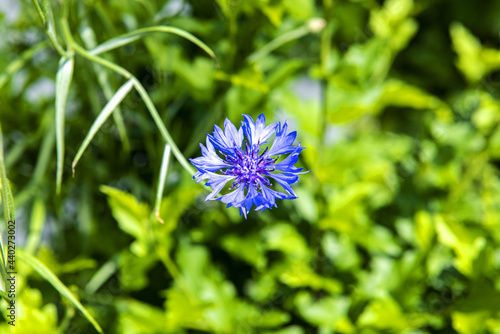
left=190, top=114, right=307, bottom=218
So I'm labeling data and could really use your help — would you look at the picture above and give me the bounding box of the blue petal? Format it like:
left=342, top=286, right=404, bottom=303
left=194, top=172, right=236, bottom=201
left=242, top=114, right=277, bottom=146
left=266, top=172, right=299, bottom=196
left=272, top=145, right=306, bottom=173
left=238, top=184, right=263, bottom=218
left=257, top=182, right=296, bottom=211
left=216, top=184, right=245, bottom=208
left=224, top=118, right=243, bottom=148
left=189, top=139, right=231, bottom=172
left=267, top=121, right=298, bottom=156
left=207, top=124, right=230, bottom=153
left=207, top=118, right=243, bottom=154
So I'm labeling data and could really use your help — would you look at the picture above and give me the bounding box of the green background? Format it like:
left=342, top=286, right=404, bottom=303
left=1, top=0, right=500, bottom=333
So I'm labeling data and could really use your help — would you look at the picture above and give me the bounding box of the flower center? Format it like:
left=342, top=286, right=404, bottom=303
left=222, top=143, right=275, bottom=189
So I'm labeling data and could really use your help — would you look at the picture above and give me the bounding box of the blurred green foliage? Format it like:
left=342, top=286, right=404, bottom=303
left=1, top=0, right=500, bottom=333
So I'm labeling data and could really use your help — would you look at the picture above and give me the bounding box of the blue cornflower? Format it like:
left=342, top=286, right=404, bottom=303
left=190, top=114, right=307, bottom=218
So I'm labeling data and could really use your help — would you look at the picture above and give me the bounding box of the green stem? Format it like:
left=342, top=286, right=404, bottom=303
left=39, top=0, right=67, bottom=57
left=133, top=81, right=196, bottom=175
left=30, top=0, right=46, bottom=26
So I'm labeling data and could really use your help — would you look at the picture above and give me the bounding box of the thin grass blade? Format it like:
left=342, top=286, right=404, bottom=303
left=0, top=123, right=15, bottom=224
left=90, top=34, right=140, bottom=56
left=155, top=144, right=171, bottom=223
left=25, top=198, right=46, bottom=254
left=81, top=26, right=130, bottom=151
left=84, top=256, right=118, bottom=295
left=0, top=121, right=14, bottom=286
left=90, top=26, right=218, bottom=67
left=247, top=26, right=310, bottom=63
left=55, top=55, right=74, bottom=194
left=72, top=79, right=134, bottom=175
left=18, top=250, right=104, bottom=334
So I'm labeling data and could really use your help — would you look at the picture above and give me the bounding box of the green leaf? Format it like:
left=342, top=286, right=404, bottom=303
left=452, top=311, right=491, bottom=334
left=164, top=288, right=206, bottom=332
left=214, top=67, right=269, bottom=92
left=221, top=233, right=267, bottom=269
left=262, top=223, right=310, bottom=260
left=283, top=0, right=314, bottom=20
left=169, top=240, right=291, bottom=332
left=169, top=53, right=215, bottom=99
left=450, top=22, right=500, bottom=83
left=322, top=231, right=361, bottom=271
left=278, top=259, right=342, bottom=294
left=115, top=298, right=167, bottom=334
left=72, top=79, right=134, bottom=174
left=18, top=249, right=104, bottom=334
left=119, top=250, right=157, bottom=291
left=369, top=0, right=414, bottom=37
left=414, top=211, right=434, bottom=251
left=435, top=214, right=486, bottom=277
left=13, top=287, right=59, bottom=332
left=294, top=291, right=351, bottom=330
left=451, top=281, right=500, bottom=333
left=55, top=55, right=74, bottom=194
left=326, top=79, right=447, bottom=124
left=214, top=0, right=239, bottom=18
left=100, top=185, right=150, bottom=249
left=293, top=187, right=318, bottom=222
left=358, top=296, right=411, bottom=332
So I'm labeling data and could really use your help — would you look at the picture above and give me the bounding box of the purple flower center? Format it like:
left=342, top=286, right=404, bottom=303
left=222, top=143, right=276, bottom=189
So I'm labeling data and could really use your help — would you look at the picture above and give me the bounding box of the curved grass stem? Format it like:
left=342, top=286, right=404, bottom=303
left=90, top=26, right=218, bottom=68
left=247, top=26, right=309, bottom=63
left=61, top=18, right=196, bottom=177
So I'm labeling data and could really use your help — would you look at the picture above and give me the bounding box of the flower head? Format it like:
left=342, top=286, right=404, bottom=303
left=190, top=114, right=307, bottom=218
